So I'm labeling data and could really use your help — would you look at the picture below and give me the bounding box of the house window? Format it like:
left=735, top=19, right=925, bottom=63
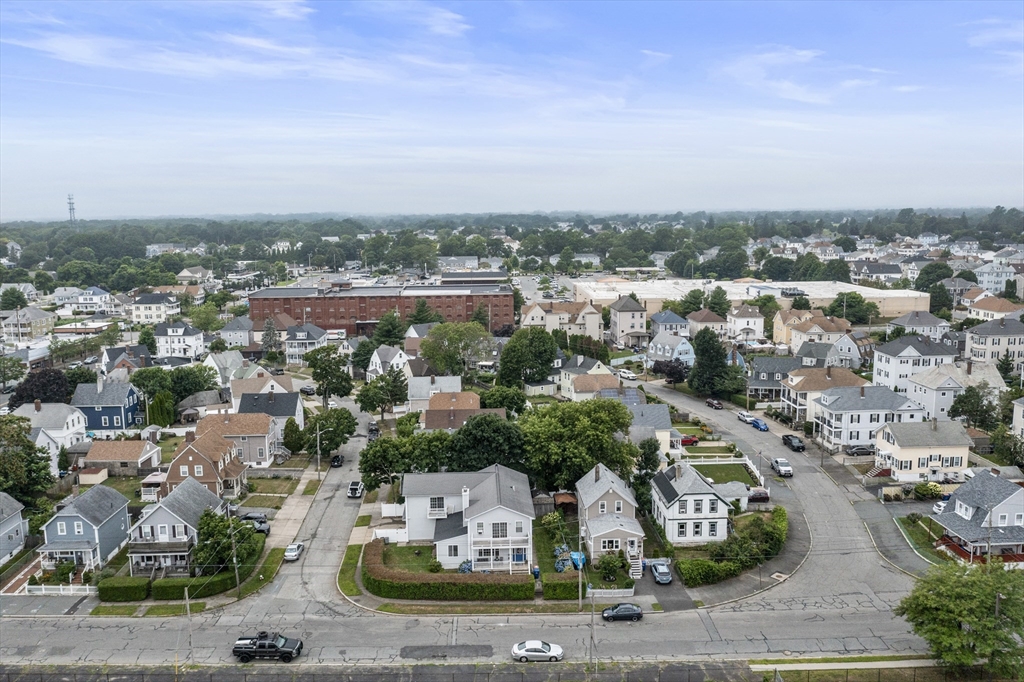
left=257, top=448, right=264, bottom=458
left=709, top=500, right=718, bottom=514
left=693, top=522, right=702, bottom=536
left=179, top=466, right=188, bottom=477
left=677, top=522, right=686, bottom=537
left=709, top=522, right=718, bottom=537
left=113, top=416, right=121, bottom=426
left=101, top=416, right=109, bottom=427
left=57, top=522, right=66, bottom=535
left=236, top=448, right=242, bottom=458
left=194, top=465, right=204, bottom=477
left=599, top=501, right=606, bottom=514
left=615, top=500, right=623, bottom=513
left=141, top=525, right=152, bottom=538
left=492, top=522, right=508, bottom=539
left=998, top=514, right=1007, bottom=526
left=74, top=522, right=83, bottom=535
left=174, top=524, right=185, bottom=537
left=476, top=522, right=484, bottom=535
left=694, top=500, right=703, bottom=514
left=677, top=500, right=687, bottom=514
left=601, top=539, right=620, bottom=550
left=1016, top=513, right=1023, bottom=525
left=429, top=496, right=444, bottom=512
left=515, top=521, right=523, bottom=534
left=448, top=545, right=459, bottom=557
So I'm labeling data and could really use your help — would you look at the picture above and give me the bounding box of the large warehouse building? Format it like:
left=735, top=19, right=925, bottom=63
left=572, top=278, right=930, bottom=318
left=247, top=283, right=516, bottom=335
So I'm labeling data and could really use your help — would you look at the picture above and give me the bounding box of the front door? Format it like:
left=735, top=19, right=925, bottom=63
left=627, top=539, right=636, bottom=554
left=158, top=525, right=169, bottom=542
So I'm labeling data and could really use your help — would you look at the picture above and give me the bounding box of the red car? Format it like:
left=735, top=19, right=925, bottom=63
left=679, top=435, right=700, bottom=446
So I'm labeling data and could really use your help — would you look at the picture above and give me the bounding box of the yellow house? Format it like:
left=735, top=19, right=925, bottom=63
left=874, top=420, right=972, bottom=483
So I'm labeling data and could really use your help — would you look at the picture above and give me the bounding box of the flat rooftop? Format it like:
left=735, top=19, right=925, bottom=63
left=249, top=284, right=514, bottom=299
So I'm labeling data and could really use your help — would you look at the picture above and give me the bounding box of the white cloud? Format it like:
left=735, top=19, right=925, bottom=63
left=361, top=1, right=471, bottom=37
left=640, top=49, right=671, bottom=68
left=892, top=85, right=924, bottom=93
left=718, top=47, right=832, bottom=104
left=967, top=20, right=1023, bottom=47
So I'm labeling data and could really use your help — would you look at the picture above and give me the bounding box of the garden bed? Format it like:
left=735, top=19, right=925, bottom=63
left=685, top=446, right=733, bottom=454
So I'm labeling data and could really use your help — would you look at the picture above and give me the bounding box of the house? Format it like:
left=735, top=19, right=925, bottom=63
left=650, top=463, right=730, bottom=546
left=559, top=355, right=614, bottom=395
left=70, top=377, right=143, bottom=433
left=568, top=373, right=621, bottom=401
left=11, top=401, right=88, bottom=474
left=219, top=316, right=254, bottom=348
left=128, top=477, right=223, bottom=577
left=788, top=316, right=852, bottom=355
left=195, top=413, right=275, bottom=467
left=967, top=297, right=1024, bottom=322
left=37, top=485, right=130, bottom=571
left=407, top=374, right=463, bottom=413
left=251, top=313, right=298, bottom=345
left=367, top=345, right=410, bottom=381
left=401, top=464, right=535, bottom=572
left=872, top=336, right=958, bottom=394
left=146, top=243, right=186, bottom=258
left=686, top=309, right=727, bottom=340
left=163, top=430, right=248, bottom=499
left=851, top=262, right=904, bottom=285
left=908, top=361, right=1006, bottom=421
left=1, top=307, right=56, bottom=339
left=0, top=492, right=28, bottom=567
left=230, top=372, right=293, bottom=411
left=886, top=311, right=950, bottom=342
left=155, top=321, right=205, bottom=360
left=649, top=310, right=687, bottom=337
left=82, top=440, right=161, bottom=476
left=931, top=470, right=1024, bottom=567
left=520, top=301, right=602, bottom=341
left=284, top=323, right=328, bottom=366
left=966, top=318, right=1024, bottom=374
left=828, top=331, right=875, bottom=369
left=176, top=390, right=230, bottom=422
left=781, top=366, right=869, bottom=425
left=130, top=294, right=180, bottom=324
left=237, top=391, right=304, bottom=448
left=727, top=304, right=764, bottom=343
left=176, top=267, right=215, bottom=286
left=576, top=464, right=644, bottom=577
left=919, top=232, right=940, bottom=246
left=813, top=386, right=926, bottom=453
left=940, top=277, right=978, bottom=302
left=65, top=286, right=112, bottom=315
left=747, top=357, right=802, bottom=402
left=52, top=287, right=84, bottom=305
left=874, top=419, right=972, bottom=483
left=795, top=342, right=832, bottom=368
left=421, top=392, right=505, bottom=431
left=646, top=331, right=695, bottom=368
left=0, top=282, right=37, bottom=302
left=6, top=241, right=22, bottom=260
left=608, top=296, right=648, bottom=348
left=103, top=344, right=153, bottom=375
left=151, top=284, right=205, bottom=307
left=772, top=309, right=824, bottom=346
left=941, top=330, right=968, bottom=358
left=628, top=403, right=683, bottom=455
left=960, top=287, right=992, bottom=308
left=203, top=351, right=257, bottom=387
left=972, top=262, right=1017, bottom=294
left=404, top=323, right=439, bottom=357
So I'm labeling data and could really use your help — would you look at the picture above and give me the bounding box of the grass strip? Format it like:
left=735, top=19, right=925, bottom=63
left=90, top=604, right=139, bottom=616
left=895, top=517, right=949, bottom=564
left=239, top=548, right=286, bottom=599
left=338, top=544, right=363, bottom=596
left=749, top=654, right=933, bottom=665
left=364, top=489, right=379, bottom=503
left=354, top=514, right=371, bottom=527
left=144, top=602, right=206, bottom=617
left=302, top=480, right=321, bottom=496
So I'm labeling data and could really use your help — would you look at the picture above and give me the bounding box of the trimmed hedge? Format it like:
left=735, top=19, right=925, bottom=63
left=542, top=572, right=586, bottom=600
left=361, top=539, right=534, bottom=601
left=676, top=559, right=741, bottom=587
left=98, top=576, right=150, bottom=602
left=151, top=534, right=266, bottom=600
left=771, top=506, right=788, bottom=540
left=677, top=505, right=790, bottom=588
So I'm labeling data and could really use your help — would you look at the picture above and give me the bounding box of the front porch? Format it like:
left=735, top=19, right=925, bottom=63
left=937, top=535, right=1024, bottom=567
left=37, top=543, right=100, bottom=572
left=470, top=537, right=532, bottom=574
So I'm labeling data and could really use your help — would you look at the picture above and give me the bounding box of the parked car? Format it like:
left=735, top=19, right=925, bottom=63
left=649, top=561, right=672, bottom=584
left=618, top=369, right=637, bottom=380
left=771, top=458, right=794, bottom=477
left=367, top=431, right=379, bottom=442
left=747, top=487, right=771, bottom=503
left=750, top=418, right=769, bottom=431
left=232, top=631, right=303, bottom=663
left=782, top=435, right=805, bottom=452
left=932, top=501, right=947, bottom=514
left=737, top=411, right=755, bottom=423
left=269, top=367, right=284, bottom=376
left=299, top=385, right=316, bottom=396
left=283, top=543, right=304, bottom=561
left=511, top=640, right=563, bottom=663
left=327, top=400, right=338, bottom=409
left=368, top=421, right=380, bottom=434
left=348, top=481, right=364, bottom=498
left=330, top=454, right=344, bottom=468
left=67, top=361, right=82, bottom=370
left=247, top=520, right=271, bottom=535
left=846, top=445, right=875, bottom=457
left=679, top=435, right=700, bottom=446
left=241, top=512, right=268, bottom=523
left=84, top=355, right=98, bottom=364
left=602, top=603, right=644, bottom=622
left=705, top=398, right=723, bottom=409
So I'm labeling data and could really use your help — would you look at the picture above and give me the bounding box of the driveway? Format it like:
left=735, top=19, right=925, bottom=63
left=634, top=564, right=694, bottom=612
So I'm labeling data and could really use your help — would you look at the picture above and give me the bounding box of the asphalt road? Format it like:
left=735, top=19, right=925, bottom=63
left=0, top=388, right=927, bottom=667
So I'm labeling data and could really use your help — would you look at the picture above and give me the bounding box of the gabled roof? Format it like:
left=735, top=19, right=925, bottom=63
left=156, top=477, right=223, bottom=529
left=966, top=318, right=1024, bottom=336
left=609, top=296, right=645, bottom=313
left=155, top=321, right=201, bottom=337
left=286, top=323, right=327, bottom=340
left=969, top=298, right=1024, bottom=314
left=889, top=311, right=948, bottom=327
left=221, top=316, right=254, bottom=332
left=406, top=323, right=438, bottom=338
left=230, top=373, right=293, bottom=396
left=729, top=304, right=762, bottom=319
left=133, top=294, right=176, bottom=306
left=84, top=440, right=156, bottom=462
left=908, top=361, right=1006, bottom=392
left=463, top=464, right=534, bottom=520
left=572, top=374, right=620, bottom=393
left=791, top=316, right=851, bottom=334
left=408, top=375, right=462, bottom=400
left=586, top=513, right=644, bottom=538
left=237, top=392, right=301, bottom=417
left=562, top=355, right=604, bottom=374
left=651, top=463, right=726, bottom=506
left=0, top=491, right=25, bottom=523
left=11, top=403, right=83, bottom=429
left=795, top=342, right=831, bottom=362
left=932, top=471, right=1024, bottom=544
left=875, top=335, right=958, bottom=358
left=650, top=310, right=686, bottom=325
left=814, top=386, right=921, bottom=413
left=373, top=345, right=403, bottom=366
left=56, top=485, right=129, bottom=526
left=423, top=408, right=506, bottom=430
left=196, top=412, right=272, bottom=437
left=576, top=463, right=638, bottom=510
left=649, top=331, right=693, bottom=350
left=882, top=421, right=973, bottom=448
left=428, top=392, right=480, bottom=410
left=629, top=403, right=671, bottom=429
left=71, top=380, right=137, bottom=407
left=786, top=367, right=869, bottom=392
left=405, top=357, right=440, bottom=377
left=687, top=309, right=726, bottom=324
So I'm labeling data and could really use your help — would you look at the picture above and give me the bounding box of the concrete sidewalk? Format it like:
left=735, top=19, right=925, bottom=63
left=265, top=467, right=321, bottom=548
left=750, top=659, right=939, bottom=671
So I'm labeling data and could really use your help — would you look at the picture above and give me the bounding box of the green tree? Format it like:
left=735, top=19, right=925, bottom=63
left=705, top=286, right=730, bottom=318
left=148, top=391, right=175, bottom=427
left=745, top=295, right=781, bottom=340
left=407, top=298, right=444, bottom=325
left=948, top=383, right=998, bottom=430
left=790, top=296, right=811, bottom=310
left=189, top=303, right=224, bottom=332
left=497, top=328, right=558, bottom=387
left=520, top=399, right=636, bottom=491
left=209, top=338, right=227, bottom=352
left=955, top=269, right=978, bottom=283
left=715, top=363, right=747, bottom=397
left=138, top=328, right=157, bottom=354
left=303, top=345, right=354, bottom=408
left=825, top=292, right=878, bottom=324
left=358, top=431, right=451, bottom=490
left=914, top=262, right=954, bottom=292
left=601, top=306, right=610, bottom=330
left=0, top=356, right=26, bottom=388
left=356, top=367, right=408, bottom=419
left=894, top=561, right=1024, bottom=678
left=9, top=369, right=70, bottom=409
left=419, top=322, right=490, bottom=377
left=479, top=386, right=527, bottom=417
left=57, top=445, right=71, bottom=472
left=568, top=334, right=611, bottom=364
left=372, top=310, right=405, bottom=347
left=33, top=271, right=55, bottom=295
left=447, top=414, right=526, bottom=472
left=282, top=417, right=306, bottom=454
left=632, top=437, right=661, bottom=513
left=663, top=289, right=706, bottom=318
left=167, top=365, right=219, bottom=405
left=97, top=324, right=122, bottom=349
left=128, top=367, right=173, bottom=400
left=688, top=327, right=729, bottom=396
left=469, top=303, right=489, bottom=329
left=64, top=367, right=97, bottom=399
left=194, top=511, right=259, bottom=575
left=832, top=236, right=856, bottom=253
left=0, top=288, right=28, bottom=310
left=0, top=415, right=55, bottom=504
left=260, top=318, right=280, bottom=355
left=303, top=408, right=358, bottom=460
left=351, top=339, right=379, bottom=372
left=822, top=259, right=851, bottom=283
left=927, top=283, right=953, bottom=314
left=997, top=350, right=1015, bottom=381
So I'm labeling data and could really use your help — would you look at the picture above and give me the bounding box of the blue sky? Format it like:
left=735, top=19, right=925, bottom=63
left=1, top=0, right=1021, bottom=220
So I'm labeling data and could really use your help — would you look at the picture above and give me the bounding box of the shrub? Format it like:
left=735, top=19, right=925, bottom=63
left=803, top=421, right=813, bottom=436
left=427, top=560, right=443, bottom=573
left=906, top=512, right=923, bottom=525
left=913, top=482, right=942, bottom=500
left=54, top=561, right=75, bottom=584
left=98, top=576, right=151, bottom=602
left=542, top=573, right=585, bottom=600
left=676, top=559, right=741, bottom=587
left=361, top=540, right=533, bottom=601
left=27, top=575, right=38, bottom=586
left=152, top=534, right=265, bottom=600
left=81, top=571, right=93, bottom=585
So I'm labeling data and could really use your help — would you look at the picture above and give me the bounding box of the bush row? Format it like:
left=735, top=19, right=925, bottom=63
left=676, top=505, right=790, bottom=588
left=151, top=534, right=266, bottom=600
left=97, top=576, right=150, bottom=602
left=541, top=572, right=586, bottom=600
left=361, top=539, right=534, bottom=601
left=676, top=559, right=741, bottom=587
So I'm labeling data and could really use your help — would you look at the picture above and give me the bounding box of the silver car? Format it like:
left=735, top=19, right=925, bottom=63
left=511, top=640, right=563, bottom=662
left=283, top=543, right=304, bottom=561
left=650, top=561, right=672, bottom=584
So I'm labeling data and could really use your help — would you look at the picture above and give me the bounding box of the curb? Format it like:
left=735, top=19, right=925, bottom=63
left=861, top=521, right=918, bottom=580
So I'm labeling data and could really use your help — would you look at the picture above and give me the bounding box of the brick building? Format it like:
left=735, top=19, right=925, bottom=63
left=247, top=284, right=516, bottom=335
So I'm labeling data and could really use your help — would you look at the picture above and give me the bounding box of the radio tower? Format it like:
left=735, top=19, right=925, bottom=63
left=67, top=194, right=76, bottom=224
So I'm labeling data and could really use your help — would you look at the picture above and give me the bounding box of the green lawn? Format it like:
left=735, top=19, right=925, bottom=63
left=896, top=516, right=950, bottom=564
left=383, top=545, right=436, bottom=573
left=302, top=480, right=321, bottom=496
left=241, top=495, right=284, bottom=509
left=685, top=446, right=733, bottom=454
left=159, top=436, right=184, bottom=464
left=610, top=350, right=637, bottom=359
left=337, top=544, right=362, bottom=596
left=673, top=425, right=703, bottom=435
left=239, top=548, right=286, bottom=598
left=106, top=546, right=130, bottom=571
left=100, top=477, right=143, bottom=499
left=692, top=464, right=757, bottom=487
left=249, top=478, right=298, bottom=495
left=91, top=604, right=139, bottom=616
left=144, top=603, right=206, bottom=617
left=354, top=515, right=371, bottom=527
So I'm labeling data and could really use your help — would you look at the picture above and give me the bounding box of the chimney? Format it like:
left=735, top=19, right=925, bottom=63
left=34, top=399, right=41, bottom=412
left=675, top=463, right=684, bottom=479
left=966, top=360, right=973, bottom=376
left=257, top=371, right=265, bottom=378
left=859, top=386, right=864, bottom=399
left=96, top=374, right=103, bottom=393
left=931, top=417, right=937, bottom=431
left=149, top=429, right=159, bottom=444
left=825, top=366, right=832, bottom=379
left=185, top=430, right=195, bottom=443
left=242, top=360, right=249, bottom=368
left=268, top=388, right=275, bottom=403
left=462, top=486, right=470, bottom=513
left=595, top=466, right=601, bottom=482
left=430, top=375, right=435, bottom=385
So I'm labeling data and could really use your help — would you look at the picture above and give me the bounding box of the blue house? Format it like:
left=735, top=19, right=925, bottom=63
left=70, top=377, right=143, bottom=433
left=38, top=485, right=130, bottom=571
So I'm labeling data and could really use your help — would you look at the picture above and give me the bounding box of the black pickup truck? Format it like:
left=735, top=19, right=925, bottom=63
left=232, top=631, right=303, bottom=663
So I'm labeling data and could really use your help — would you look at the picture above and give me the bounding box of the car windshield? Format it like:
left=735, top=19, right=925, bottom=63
left=275, top=635, right=287, bottom=648
left=778, top=460, right=789, bottom=466
left=539, top=642, right=551, bottom=652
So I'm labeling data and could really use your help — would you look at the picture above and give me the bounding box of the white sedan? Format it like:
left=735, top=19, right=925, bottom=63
left=511, top=640, right=564, bottom=662
left=283, top=543, right=305, bottom=561
left=618, top=369, right=637, bottom=380
left=737, top=411, right=755, bottom=423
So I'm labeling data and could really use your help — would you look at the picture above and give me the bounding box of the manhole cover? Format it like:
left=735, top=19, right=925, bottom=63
left=400, top=645, right=493, bottom=660
left=771, top=572, right=789, bottom=581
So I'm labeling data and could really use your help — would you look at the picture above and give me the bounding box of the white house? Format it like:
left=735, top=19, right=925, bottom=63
left=154, top=321, right=205, bottom=360
left=828, top=331, right=875, bottom=369
left=401, top=464, right=535, bottom=572
left=886, top=311, right=950, bottom=342
left=520, top=301, right=602, bottom=341
left=559, top=355, right=614, bottom=395
left=973, top=262, right=1017, bottom=294
left=649, top=310, right=687, bottom=337
left=650, top=463, right=730, bottom=546
left=931, top=470, right=1024, bottom=566
left=367, top=345, right=410, bottom=381
left=875, top=420, right=973, bottom=483
left=727, top=304, right=764, bottom=343
left=967, top=297, right=1024, bottom=322
left=907, top=361, right=1006, bottom=421
left=646, top=331, right=696, bottom=368
left=131, top=294, right=180, bottom=324
left=813, top=385, right=926, bottom=453
left=608, top=296, right=648, bottom=348
left=284, top=323, right=328, bottom=366
left=686, top=309, right=727, bottom=340
left=576, top=464, right=644, bottom=578
left=966, top=318, right=1024, bottom=374
left=407, top=374, right=463, bottom=413
left=788, top=316, right=852, bottom=355
left=12, top=401, right=89, bottom=475
left=1014, top=397, right=1024, bottom=440
left=872, top=336, right=958, bottom=394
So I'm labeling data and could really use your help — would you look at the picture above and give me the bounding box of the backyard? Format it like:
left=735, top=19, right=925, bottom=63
left=692, top=464, right=757, bottom=487
left=383, top=545, right=437, bottom=573
left=249, top=478, right=298, bottom=495
left=86, top=477, right=143, bottom=499
left=158, top=436, right=184, bottom=464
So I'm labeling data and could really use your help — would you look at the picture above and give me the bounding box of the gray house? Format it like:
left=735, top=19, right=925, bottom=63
left=219, top=316, right=254, bottom=348
left=38, top=485, right=130, bottom=571
left=576, top=464, right=644, bottom=577
left=649, top=310, right=687, bottom=337
left=128, top=477, right=223, bottom=577
left=407, top=374, right=462, bottom=413
left=0, top=492, right=29, bottom=567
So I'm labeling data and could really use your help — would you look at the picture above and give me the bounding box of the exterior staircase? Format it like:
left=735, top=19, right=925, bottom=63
left=628, top=553, right=643, bottom=579
left=865, top=465, right=886, bottom=478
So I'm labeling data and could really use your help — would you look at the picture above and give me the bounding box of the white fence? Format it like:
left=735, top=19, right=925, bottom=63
left=610, top=355, right=644, bottom=367
left=373, top=528, right=409, bottom=544
left=25, top=584, right=97, bottom=596
left=381, top=503, right=405, bottom=518
left=588, top=587, right=635, bottom=599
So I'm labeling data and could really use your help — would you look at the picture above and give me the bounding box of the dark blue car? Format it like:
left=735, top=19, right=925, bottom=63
left=751, top=418, right=769, bottom=432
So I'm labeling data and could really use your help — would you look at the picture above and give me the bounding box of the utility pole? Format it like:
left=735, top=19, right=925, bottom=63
left=230, top=521, right=242, bottom=599
left=589, top=587, right=596, bottom=671
left=316, top=424, right=333, bottom=482
left=184, top=586, right=194, bottom=662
